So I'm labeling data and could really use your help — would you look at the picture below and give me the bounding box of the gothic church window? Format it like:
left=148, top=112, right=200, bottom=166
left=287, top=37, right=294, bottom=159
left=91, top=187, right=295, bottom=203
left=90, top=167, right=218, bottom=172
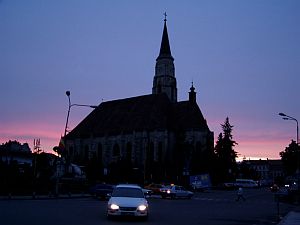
left=157, top=84, right=162, bottom=93
left=113, top=144, right=120, bottom=157
left=97, top=143, right=102, bottom=162
left=84, top=145, right=89, bottom=161
left=147, top=142, right=154, bottom=162
left=157, top=142, right=163, bottom=163
left=126, top=142, right=132, bottom=162
left=69, top=146, right=74, bottom=157
left=196, top=141, right=202, bottom=152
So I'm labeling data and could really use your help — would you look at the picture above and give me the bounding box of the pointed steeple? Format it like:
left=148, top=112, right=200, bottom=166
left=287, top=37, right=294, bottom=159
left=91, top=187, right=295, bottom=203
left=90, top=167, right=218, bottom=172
left=152, top=14, right=177, bottom=103
left=157, top=13, right=174, bottom=60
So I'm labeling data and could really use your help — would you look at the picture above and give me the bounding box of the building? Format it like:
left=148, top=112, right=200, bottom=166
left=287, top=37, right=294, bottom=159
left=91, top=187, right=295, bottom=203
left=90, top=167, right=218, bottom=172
left=65, top=19, right=214, bottom=183
left=243, top=159, right=284, bottom=185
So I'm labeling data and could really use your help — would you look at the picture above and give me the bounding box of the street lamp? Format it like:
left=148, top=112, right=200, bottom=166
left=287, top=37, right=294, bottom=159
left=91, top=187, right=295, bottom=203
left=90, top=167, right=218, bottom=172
left=64, top=91, right=97, bottom=137
left=278, top=113, right=299, bottom=145
left=55, top=91, right=97, bottom=197
left=279, top=112, right=300, bottom=193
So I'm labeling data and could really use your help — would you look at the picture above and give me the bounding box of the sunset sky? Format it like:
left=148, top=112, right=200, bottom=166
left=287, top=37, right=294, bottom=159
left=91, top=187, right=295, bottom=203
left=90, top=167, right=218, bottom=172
left=1, top=0, right=299, bottom=160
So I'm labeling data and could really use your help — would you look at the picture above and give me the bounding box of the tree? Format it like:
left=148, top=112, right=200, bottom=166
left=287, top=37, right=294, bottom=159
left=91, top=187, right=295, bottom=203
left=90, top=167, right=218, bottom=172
left=214, top=117, right=238, bottom=183
left=280, top=140, right=300, bottom=176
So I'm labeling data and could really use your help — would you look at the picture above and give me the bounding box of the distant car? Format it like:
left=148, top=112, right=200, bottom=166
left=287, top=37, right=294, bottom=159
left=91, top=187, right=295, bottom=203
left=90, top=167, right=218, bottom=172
left=235, top=179, right=259, bottom=188
left=270, top=184, right=279, bottom=192
left=223, top=182, right=236, bottom=190
left=107, top=184, right=149, bottom=219
left=142, top=188, right=153, bottom=197
left=144, top=183, right=165, bottom=195
left=160, top=185, right=193, bottom=199
left=89, top=183, right=115, bottom=199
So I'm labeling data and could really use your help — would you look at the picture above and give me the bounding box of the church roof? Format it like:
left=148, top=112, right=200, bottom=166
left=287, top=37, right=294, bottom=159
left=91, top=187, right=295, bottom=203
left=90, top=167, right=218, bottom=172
left=67, top=94, right=210, bottom=139
left=173, top=101, right=209, bottom=130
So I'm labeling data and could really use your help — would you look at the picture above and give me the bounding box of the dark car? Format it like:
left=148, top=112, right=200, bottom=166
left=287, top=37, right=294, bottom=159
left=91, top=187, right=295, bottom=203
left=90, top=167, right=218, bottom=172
left=144, top=183, right=165, bottom=195
left=89, top=183, right=115, bottom=199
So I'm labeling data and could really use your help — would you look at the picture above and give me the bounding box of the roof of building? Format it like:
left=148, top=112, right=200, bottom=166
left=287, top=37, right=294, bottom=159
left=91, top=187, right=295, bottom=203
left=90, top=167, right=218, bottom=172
left=67, top=93, right=210, bottom=139
left=173, top=100, right=208, bottom=130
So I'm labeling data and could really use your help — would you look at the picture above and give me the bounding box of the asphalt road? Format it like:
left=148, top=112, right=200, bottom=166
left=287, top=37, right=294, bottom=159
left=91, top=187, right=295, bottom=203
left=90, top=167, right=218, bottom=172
left=0, top=188, right=297, bottom=225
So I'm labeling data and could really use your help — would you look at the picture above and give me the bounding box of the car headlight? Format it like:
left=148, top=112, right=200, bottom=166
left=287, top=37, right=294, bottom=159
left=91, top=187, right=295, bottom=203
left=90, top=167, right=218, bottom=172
left=110, top=204, right=119, bottom=210
left=167, top=190, right=171, bottom=194
left=138, top=204, right=147, bottom=211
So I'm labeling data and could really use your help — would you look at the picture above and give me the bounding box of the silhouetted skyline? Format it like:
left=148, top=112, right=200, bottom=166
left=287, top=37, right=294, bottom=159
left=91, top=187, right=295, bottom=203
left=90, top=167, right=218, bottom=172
left=1, top=0, right=299, bottom=160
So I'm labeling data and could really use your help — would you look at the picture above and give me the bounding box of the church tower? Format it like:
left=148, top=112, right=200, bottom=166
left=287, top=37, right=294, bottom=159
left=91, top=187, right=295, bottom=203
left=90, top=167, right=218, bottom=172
left=152, top=15, right=177, bottom=103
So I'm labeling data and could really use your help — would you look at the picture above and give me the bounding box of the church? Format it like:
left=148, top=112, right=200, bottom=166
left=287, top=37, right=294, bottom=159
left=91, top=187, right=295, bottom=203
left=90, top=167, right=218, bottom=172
left=65, top=18, right=214, bottom=184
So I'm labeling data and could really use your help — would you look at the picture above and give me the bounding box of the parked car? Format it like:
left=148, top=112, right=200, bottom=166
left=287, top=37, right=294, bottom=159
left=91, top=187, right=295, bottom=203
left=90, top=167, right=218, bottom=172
left=222, top=182, right=236, bottom=190
left=107, top=184, right=149, bottom=220
left=89, top=183, right=115, bottom=199
left=235, top=179, right=259, bottom=188
left=142, top=188, right=153, bottom=197
left=160, top=185, right=193, bottom=199
left=144, top=183, right=165, bottom=195
left=270, top=184, right=280, bottom=192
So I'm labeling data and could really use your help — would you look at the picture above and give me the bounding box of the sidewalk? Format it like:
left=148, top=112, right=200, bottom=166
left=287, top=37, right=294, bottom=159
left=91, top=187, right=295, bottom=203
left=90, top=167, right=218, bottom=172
left=278, top=211, right=300, bottom=225
left=0, top=193, right=91, bottom=200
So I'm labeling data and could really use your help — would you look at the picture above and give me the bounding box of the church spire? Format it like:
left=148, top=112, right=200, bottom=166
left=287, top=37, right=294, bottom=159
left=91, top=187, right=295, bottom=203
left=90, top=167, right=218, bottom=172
left=152, top=14, right=177, bottom=102
left=157, top=13, right=173, bottom=60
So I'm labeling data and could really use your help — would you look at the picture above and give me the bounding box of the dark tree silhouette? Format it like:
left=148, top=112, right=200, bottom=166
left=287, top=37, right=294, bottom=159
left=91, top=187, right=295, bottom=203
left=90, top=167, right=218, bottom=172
left=214, top=117, right=238, bottom=183
left=280, top=140, right=300, bottom=176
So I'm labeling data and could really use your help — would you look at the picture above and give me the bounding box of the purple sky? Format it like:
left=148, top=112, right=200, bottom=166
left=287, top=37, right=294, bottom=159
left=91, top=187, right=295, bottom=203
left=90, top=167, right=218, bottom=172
left=1, top=0, right=299, bottom=160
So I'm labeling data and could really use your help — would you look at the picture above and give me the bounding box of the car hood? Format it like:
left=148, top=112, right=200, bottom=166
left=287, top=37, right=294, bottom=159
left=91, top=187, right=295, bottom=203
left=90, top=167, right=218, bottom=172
left=108, top=197, right=147, bottom=207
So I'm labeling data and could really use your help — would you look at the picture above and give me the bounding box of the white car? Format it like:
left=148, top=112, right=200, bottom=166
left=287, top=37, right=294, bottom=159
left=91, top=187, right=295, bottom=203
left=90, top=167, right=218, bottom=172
left=235, top=179, right=259, bottom=188
left=160, top=185, right=194, bottom=199
left=107, top=184, right=149, bottom=219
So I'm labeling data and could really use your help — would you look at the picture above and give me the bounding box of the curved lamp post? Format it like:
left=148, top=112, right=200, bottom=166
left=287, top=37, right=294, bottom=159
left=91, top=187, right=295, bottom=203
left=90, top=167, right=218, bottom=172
left=63, top=91, right=97, bottom=174
left=278, top=113, right=299, bottom=145
left=279, top=112, right=300, bottom=192
left=64, top=91, right=97, bottom=137
left=55, top=91, right=97, bottom=197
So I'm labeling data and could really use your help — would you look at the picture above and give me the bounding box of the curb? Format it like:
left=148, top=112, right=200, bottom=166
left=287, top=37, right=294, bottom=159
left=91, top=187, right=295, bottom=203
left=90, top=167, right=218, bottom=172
left=0, top=194, right=92, bottom=200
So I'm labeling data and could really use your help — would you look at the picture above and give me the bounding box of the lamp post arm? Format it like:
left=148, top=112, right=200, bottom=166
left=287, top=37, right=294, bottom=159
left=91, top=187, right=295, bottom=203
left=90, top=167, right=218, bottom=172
left=70, top=104, right=97, bottom=108
left=64, top=102, right=97, bottom=137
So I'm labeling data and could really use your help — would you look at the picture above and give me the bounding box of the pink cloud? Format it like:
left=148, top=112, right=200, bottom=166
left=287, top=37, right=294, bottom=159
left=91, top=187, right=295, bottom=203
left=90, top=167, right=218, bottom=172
left=0, top=116, right=292, bottom=160
left=0, top=120, right=63, bottom=153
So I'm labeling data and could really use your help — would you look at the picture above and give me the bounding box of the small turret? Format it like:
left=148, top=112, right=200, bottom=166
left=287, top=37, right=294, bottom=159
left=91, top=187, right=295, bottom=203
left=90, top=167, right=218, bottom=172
left=189, top=82, right=196, bottom=103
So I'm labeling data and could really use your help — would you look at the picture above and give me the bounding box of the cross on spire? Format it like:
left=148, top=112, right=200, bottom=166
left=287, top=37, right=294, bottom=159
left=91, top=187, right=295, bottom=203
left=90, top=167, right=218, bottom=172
left=164, top=12, right=167, bottom=22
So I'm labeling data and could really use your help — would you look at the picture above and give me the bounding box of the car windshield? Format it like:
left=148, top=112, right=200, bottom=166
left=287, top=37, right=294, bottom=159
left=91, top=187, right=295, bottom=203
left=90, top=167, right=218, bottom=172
left=112, top=187, right=144, bottom=198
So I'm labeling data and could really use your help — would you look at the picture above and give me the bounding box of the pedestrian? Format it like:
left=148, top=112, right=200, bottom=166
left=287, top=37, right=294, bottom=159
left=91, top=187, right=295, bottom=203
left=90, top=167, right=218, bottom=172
left=236, top=187, right=246, bottom=201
